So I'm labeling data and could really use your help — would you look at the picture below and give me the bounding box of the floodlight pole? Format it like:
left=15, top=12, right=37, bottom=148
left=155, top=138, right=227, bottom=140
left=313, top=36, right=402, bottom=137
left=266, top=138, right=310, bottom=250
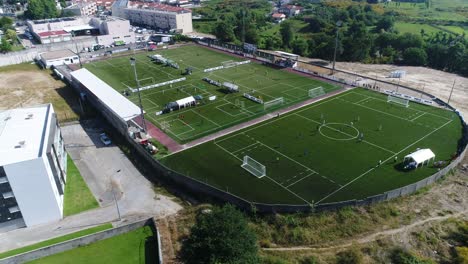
left=110, top=169, right=122, bottom=221
left=71, top=30, right=83, bottom=68
left=130, top=57, right=147, bottom=132
left=447, top=79, right=456, bottom=105
left=332, top=21, right=342, bottom=75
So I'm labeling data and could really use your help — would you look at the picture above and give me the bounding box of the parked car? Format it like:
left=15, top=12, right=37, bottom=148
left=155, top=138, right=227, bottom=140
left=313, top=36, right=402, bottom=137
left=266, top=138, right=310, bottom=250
left=99, top=133, right=112, bottom=146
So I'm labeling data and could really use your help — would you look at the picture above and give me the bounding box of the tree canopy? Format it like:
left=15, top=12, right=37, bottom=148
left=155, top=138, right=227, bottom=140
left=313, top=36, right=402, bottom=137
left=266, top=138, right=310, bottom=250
left=25, top=0, right=58, bottom=20
left=181, top=204, right=259, bottom=264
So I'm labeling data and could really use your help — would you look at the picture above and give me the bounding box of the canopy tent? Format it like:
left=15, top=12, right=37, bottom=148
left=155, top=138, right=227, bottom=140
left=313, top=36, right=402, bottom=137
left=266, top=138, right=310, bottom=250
left=404, top=149, right=435, bottom=168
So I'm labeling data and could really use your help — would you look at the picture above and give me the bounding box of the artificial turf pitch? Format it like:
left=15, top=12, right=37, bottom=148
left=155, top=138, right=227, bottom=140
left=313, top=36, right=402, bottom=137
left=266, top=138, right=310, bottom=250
left=161, top=88, right=462, bottom=205
left=85, top=45, right=339, bottom=143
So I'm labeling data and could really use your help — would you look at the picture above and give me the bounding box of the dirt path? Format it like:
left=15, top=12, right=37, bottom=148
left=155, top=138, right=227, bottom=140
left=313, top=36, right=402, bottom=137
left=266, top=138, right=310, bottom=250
left=263, top=210, right=468, bottom=252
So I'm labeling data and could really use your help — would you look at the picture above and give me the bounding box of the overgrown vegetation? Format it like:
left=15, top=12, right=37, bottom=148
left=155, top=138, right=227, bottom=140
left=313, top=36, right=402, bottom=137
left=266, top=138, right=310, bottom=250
left=181, top=204, right=259, bottom=264
left=197, top=0, right=467, bottom=76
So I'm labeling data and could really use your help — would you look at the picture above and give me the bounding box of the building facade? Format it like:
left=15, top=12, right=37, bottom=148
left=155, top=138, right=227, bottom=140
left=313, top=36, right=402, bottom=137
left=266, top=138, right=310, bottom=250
left=112, top=0, right=193, bottom=33
left=64, top=1, right=98, bottom=16
left=90, top=16, right=135, bottom=45
left=39, top=49, right=80, bottom=68
left=0, top=104, right=67, bottom=232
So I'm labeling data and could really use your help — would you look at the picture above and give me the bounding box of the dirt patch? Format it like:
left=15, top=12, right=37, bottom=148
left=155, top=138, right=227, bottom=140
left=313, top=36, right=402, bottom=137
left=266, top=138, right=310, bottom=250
left=0, top=65, right=80, bottom=122
left=335, top=62, right=468, bottom=117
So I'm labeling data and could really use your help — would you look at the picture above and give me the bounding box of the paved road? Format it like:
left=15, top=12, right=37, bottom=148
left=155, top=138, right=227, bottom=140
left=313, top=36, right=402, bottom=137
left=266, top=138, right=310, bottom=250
left=0, top=120, right=182, bottom=253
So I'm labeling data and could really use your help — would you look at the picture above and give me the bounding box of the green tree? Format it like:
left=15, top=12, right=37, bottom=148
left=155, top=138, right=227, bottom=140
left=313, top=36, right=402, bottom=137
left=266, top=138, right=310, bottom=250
left=291, top=37, right=308, bottom=56
left=336, top=246, right=363, bottom=264
left=181, top=204, right=259, bottom=264
left=5, top=29, right=17, bottom=41
left=213, top=21, right=236, bottom=42
left=403, top=47, right=427, bottom=66
left=25, top=0, right=58, bottom=19
left=375, top=16, right=394, bottom=32
left=0, top=37, right=12, bottom=53
left=279, top=21, right=294, bottom=48
left=0, top=17, right=13, bottom=29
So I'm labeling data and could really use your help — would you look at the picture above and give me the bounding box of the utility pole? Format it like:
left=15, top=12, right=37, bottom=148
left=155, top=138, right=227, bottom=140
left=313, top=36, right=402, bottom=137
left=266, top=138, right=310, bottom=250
left=447, top=79, right=456, bottom=105
left=110, top=169, right=122, bottom=221
left=71, top=31, right=83, bottom=68
left=332, top=21, right=342, bottom=75
left=130, top=57, right=147, bottom=132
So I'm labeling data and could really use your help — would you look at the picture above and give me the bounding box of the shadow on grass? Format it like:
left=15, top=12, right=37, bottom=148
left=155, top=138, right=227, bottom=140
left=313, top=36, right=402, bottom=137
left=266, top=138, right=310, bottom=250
left=144, top=237, right=159, bottom=264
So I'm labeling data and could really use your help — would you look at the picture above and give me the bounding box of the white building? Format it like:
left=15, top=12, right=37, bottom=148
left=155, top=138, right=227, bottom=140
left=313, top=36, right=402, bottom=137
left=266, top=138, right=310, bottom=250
left=27, top=16, right=135, bottom=45
left=39, top=49, right=80, bottom=68
left=0, top=104, right=67, bottom=231
left=64, top=1, right=98, bottom=16
left=112, top=0, right=193, bottom=33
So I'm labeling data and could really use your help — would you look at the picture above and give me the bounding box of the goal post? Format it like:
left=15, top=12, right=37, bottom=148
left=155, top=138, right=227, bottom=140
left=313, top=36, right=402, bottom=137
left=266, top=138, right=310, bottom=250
left=241, top=156, right=266, bottom=178
left=387, top=95, right=409, bottom=108
left=264, top=97, right=284, bottom=111
left=222, top=60, right=236, bottom=68
left=308, top=86, right=325, bottom=98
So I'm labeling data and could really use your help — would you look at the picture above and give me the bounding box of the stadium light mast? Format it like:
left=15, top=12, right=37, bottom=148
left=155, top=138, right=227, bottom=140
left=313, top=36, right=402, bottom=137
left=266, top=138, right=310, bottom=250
left=332, top=20, right=343, bottom=75
left=130, top=57, right=147, bottom=132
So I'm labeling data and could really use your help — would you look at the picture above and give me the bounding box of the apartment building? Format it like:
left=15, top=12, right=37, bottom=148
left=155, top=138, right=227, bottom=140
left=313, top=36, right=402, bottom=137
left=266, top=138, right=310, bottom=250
left=112, top=0, right=193, bottom=33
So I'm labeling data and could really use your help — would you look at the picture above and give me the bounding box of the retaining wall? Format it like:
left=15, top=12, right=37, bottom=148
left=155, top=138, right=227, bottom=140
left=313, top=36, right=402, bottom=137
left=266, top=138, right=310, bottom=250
left=0, top=218, right=160, bottom=264
left=60, top=42, right=468, bottom=213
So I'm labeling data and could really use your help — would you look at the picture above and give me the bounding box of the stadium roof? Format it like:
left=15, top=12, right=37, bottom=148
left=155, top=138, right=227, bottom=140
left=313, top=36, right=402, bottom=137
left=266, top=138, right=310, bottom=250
left=70, top=69, right=143, bottom=121
left=404, top=149, right=435, bottom=164
left=0, top=104, right=51, bottom=166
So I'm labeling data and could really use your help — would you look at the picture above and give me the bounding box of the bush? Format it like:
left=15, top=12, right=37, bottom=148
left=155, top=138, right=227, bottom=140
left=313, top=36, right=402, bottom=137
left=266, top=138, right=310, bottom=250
left=336, top=247, right=363, bottom=264
left=391, top=248, right=434, bottom=264
left=181, top=204, right=259, bottom=264
left=455, top=247, right=468, bottom=264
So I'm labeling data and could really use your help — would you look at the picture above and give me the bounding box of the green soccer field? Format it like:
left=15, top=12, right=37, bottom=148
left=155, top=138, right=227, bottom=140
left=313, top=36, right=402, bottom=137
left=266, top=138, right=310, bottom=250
left=85, top=45, right=340, bottom=143
left=161, top=89, right=463, bottom=205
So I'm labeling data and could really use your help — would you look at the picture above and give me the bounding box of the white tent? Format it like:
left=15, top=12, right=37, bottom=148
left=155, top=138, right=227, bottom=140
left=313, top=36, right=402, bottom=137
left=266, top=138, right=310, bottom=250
left=175, top=96, right=196, bottom=109
left=404, top=149, right=435, bottom=168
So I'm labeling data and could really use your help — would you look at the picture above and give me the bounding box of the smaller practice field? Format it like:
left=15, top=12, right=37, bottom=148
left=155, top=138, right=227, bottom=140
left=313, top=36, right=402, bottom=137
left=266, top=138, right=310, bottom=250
left=28, top=226, right=156, bottom=264
left=161, top=88, right=463, bottom=205
left=85, top=45, right=339, bottom=142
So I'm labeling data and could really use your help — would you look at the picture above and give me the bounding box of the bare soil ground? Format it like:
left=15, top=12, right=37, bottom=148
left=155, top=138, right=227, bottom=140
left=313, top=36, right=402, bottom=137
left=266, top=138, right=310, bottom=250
left=335, top=62, right=468, bottom=118
left=0, top=64, right=80, bottom=122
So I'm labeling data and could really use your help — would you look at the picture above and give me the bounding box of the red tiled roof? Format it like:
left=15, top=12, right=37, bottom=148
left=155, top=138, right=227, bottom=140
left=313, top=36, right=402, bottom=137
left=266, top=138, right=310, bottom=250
left=272, top=13, right=285, bottom=18
left=128, top=2, right=191, bottom=13
left=37, top=30, right=70, bottom=37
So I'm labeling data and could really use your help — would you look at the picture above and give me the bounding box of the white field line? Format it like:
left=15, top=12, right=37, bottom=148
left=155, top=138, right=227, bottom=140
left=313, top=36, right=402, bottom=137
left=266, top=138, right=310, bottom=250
left=231, top=142, right=260, bottom=154
left=257, top=141, right=317, bottom=174
left=216, top=103, right=248, bottom=117
left=294, top=113, right=397, bottom=155
left=286, top=172, right=315, bottom=188
left=316, top=118, right=453, bottom=204
left=354, top=97, right=371, bottom=104
left=265, top=176, right=311, bottom=205
left=353, top=92, right=452, bottom=121
left=216, top=92, right=351, bottom=144
left=191, top=109, right=222, bottom=127
left=411, top=112, right=426, bottom=121
left=213, top=142, right=242, bottom=162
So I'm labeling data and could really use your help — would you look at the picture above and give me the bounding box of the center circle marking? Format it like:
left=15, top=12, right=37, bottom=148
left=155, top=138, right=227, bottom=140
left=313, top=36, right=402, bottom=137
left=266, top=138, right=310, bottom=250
left=319, top=122, right=360, bottom=141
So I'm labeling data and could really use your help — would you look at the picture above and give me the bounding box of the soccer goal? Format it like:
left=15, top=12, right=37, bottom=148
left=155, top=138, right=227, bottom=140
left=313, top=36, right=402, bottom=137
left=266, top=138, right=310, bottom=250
left=308, top=86, right=325, bottom=98
left=222, top=60, right=237, bottom=68
left=241, top=156, right=266, bottom=178
left=387, top=95, right=409, bottom=107
left=264, top=97, right=284, bottom=111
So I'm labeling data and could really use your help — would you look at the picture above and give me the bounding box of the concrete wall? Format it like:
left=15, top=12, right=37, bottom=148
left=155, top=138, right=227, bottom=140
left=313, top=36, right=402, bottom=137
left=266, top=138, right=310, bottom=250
left=0, top=37, right=97, bottom=67
left=4, top=158, right=63, bottom=227
left=0, top=218, right=160, bottom=264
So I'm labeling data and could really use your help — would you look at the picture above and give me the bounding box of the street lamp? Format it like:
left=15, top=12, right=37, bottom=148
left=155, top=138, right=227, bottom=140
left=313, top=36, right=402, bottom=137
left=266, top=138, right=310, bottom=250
left=130, top=57, right=147, bottom=132
left=332, top=20, right=343, bottom=75
left=111, top=169, right=122, bottom=221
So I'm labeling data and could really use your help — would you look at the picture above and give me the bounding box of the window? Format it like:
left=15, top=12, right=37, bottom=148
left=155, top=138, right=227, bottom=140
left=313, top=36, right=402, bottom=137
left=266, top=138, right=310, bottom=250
left=0, top=177, right=7, bottom=184
left=8, top=206, right=20, bottom=213
left=2, top=192, right=14, bottom=199
left=124, top=35, right=131, bottom=38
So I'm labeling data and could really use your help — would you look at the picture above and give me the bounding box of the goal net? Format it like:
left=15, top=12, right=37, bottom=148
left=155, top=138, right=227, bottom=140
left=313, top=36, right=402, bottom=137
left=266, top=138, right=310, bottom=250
left=222, top=60, right=237, bottom=68
left=387, top=95, right=409, bottom=107
left=264, top=97, right=284, bottom=111
left=308, top=86, right=325, bottom=98
left=241, top=156, right=266, bottom=178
